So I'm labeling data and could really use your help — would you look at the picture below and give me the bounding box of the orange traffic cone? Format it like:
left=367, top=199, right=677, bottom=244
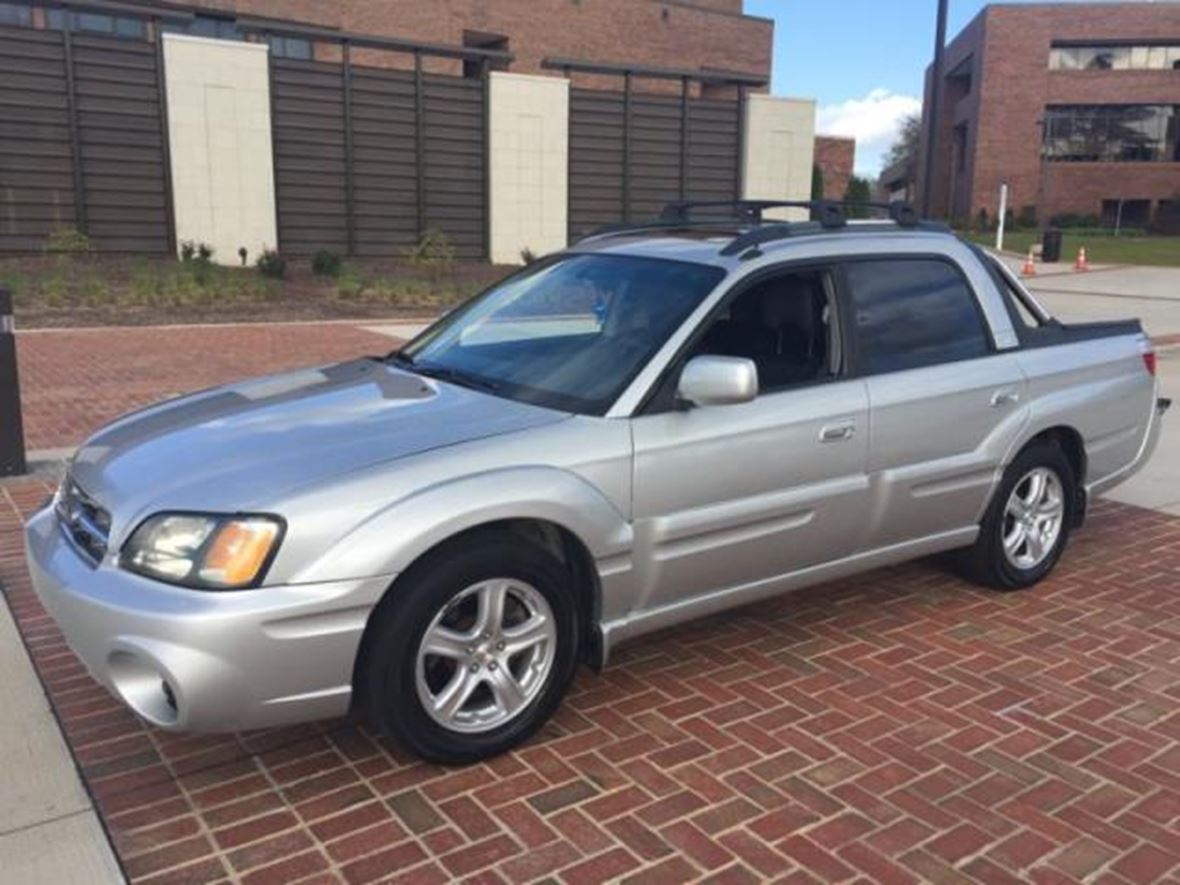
left=1074, top=247, right=1089, bottom=272
left=1021, top=249, right=1036, bottom=277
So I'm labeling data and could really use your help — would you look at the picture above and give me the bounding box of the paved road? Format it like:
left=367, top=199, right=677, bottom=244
left=991, top=256, right=1180, bottom=515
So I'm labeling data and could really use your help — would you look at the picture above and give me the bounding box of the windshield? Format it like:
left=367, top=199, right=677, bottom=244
left=398, top=254, right=725, bottom=414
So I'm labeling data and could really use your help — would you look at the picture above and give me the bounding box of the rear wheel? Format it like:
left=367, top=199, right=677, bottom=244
left=957, top=441, right=1076, bottom=590
left=362, top=532, right=581, bottom=763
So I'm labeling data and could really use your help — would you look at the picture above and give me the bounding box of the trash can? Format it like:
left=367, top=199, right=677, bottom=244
left=1041, top=227, right=1063, bottom=263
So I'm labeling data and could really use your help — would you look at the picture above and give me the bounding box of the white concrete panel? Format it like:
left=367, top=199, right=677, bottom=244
left=0, top=596, right=91, bottom=834
left=0, top=812, right=122, bottom=884
left=742, top=95, right=817, bottom=221
left=489, top=72, right=569, bottom=265
left=163, top=34, right=277, bottom=266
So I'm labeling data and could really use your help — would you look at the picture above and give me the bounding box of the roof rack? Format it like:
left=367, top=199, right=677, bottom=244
left=575, top=199, right=948, bottom=257
left=660, top=199, right=922, bottom=228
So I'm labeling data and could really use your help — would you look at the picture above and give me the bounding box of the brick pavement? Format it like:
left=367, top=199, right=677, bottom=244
left=15, top=323, right=397, bottom=450
left=2, top=476, right=1178, bottom=884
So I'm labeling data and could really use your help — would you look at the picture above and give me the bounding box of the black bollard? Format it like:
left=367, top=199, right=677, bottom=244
left=0, top=286, right=27, bottom=476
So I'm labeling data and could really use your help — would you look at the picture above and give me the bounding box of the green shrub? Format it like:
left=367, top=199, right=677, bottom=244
left=312, top=249, right=343, bottom=277
left=403, top=228, right=455, bottom=267
left=335, top=266, right=364, bottom=299
left=45, top=227, right=92, bottom=255
left=256, top=249, right=286, bottom=279
left=520, top=247, right=537, bottom=265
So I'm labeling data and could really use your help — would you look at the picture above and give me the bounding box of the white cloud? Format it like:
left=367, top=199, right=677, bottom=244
left=816, top=88, right=921, bottom=179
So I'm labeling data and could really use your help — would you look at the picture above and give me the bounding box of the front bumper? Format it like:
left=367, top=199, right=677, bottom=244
left=24, top=505, right=392, bottom=732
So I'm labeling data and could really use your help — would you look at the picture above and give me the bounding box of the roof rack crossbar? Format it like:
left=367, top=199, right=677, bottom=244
left=662, top=198, right=922, bottom=229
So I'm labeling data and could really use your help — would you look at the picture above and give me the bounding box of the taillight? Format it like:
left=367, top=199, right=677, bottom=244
left=1143, top=349, right=1156, bottom=376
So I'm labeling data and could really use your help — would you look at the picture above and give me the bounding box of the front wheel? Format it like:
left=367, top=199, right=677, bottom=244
left=361, top=532, right=581, bottom=763
left=957, top=441, right=1076, bottom=590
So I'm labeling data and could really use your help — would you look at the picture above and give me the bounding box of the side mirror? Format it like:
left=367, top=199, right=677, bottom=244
left=677, top=355, right=758, bottom=407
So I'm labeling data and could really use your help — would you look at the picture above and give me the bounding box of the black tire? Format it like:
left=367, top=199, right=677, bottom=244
left=361, top=530, right=581, bottom=763
left=956, top=440, right=1077, bottom=591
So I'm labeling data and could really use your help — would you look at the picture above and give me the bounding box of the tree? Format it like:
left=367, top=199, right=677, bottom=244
left=884, top=112, right=922, bottom=170
left=811, top=164, right=825, bottom=200
left=843, top=175, right=872, bottom=217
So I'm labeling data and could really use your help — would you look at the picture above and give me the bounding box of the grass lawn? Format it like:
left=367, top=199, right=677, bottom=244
left=962, top=230, right=1180, bottom=267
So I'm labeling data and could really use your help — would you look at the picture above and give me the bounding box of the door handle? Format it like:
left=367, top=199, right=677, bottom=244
left=820, top=422, right=856, bottom=442
left=990, top=388, right=1021, bottom=407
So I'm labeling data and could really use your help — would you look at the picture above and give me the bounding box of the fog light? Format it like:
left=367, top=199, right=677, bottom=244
left=107, top=651, right=179, bottom=726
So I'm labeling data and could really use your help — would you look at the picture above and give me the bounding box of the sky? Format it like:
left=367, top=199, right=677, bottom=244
left=743, top=0, right=1137, bottom=178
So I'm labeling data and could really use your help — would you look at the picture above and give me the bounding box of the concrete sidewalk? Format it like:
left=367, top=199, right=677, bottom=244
left=0, top=487, right=122, bottom=883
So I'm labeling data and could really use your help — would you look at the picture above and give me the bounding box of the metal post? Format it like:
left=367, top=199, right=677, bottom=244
left=62, top=22, right=87, bottom=233
left=342, top=41, right=355, bottom=256
left=414, top=50, right=426, bottom=241
left=622, top=71, right=632, bottom=223
left=996, top=182, right=1008, bottom=251
left=920, top=0, right=948, bottom=218
left=679, top=76, right=689, bottom=200
left=0, top=288, right=27, bottom=477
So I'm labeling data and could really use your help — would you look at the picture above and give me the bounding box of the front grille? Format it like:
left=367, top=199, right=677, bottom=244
left=56, top=477, right=111, bottom=565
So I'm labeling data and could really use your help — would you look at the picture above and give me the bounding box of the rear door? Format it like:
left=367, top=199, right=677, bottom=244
left=842, top=256, right=1028, bottom=550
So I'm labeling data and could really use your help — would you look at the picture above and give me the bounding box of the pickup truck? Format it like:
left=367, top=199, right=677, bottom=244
left=26, top=200, right=1168, bottom=762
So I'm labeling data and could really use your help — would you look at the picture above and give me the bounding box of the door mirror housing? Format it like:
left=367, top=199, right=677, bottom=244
left=677, top=355, right=759, bottom=407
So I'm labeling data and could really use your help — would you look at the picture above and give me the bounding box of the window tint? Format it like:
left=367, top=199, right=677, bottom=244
left=268, top=35, right=313, bottom=60
left=845, top=259, right=989, bottom=374
left=0, top=2, right=31, bottom=27
left=689, top=269, right=836, bottom=392
left=45, top=9, right=145, bottom=38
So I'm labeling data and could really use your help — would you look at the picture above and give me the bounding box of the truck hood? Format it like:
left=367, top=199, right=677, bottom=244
left=69, top=359, right=568, bottom=528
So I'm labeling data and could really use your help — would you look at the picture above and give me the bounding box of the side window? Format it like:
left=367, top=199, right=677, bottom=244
left=689, top=268, right=838, bottom=392
left=845, top=259, right=989, bottom=374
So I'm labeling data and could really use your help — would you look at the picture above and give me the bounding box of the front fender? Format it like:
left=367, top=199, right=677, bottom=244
left=288, top=466, right=634, bottom=586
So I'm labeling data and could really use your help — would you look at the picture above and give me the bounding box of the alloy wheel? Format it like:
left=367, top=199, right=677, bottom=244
left=415, top=578, right=556, bottom=733
left=1002, top=466, right=1065, bottom=570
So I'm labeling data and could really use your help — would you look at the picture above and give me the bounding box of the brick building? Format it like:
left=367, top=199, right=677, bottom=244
left=813, top=135, right=855, bottom=201
left=919, top=2, right=1180, bottom=227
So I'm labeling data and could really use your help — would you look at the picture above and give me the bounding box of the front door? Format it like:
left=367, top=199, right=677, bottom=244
left=627, top=265, right=871, bottom=615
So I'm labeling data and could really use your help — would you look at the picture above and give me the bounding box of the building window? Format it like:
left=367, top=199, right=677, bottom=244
left=0, top=2, right=32, bottom=27
left=162, top=14, right=242, bottom=41
left=1043, top=105, right=1179, bottom=163
left=1101, top=199, right=1151, bottom=230
left=268, top=35, right=313, bottom=60
left=45, top=9, right=146, bottom=39
left=1050, top=43, right=1180, bottom=71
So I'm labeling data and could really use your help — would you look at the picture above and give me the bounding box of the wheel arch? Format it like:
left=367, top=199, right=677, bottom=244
left=350, top=516, right=604, bottom=709
left=1007, top=424, right=1088, bottom=525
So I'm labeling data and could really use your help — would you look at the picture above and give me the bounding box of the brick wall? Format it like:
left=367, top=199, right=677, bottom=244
left=813, top=136, right=855, bottom=200
left=921, top=2, right=1180, bottom=223
left=184, top=0, right=772, bottom=93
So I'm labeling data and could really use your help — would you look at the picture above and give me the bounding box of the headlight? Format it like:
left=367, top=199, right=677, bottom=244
left=121, top=513, right=284, bottom=589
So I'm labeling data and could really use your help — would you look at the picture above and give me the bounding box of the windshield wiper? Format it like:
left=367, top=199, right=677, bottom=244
left=410, top=362, right=503, bottom=395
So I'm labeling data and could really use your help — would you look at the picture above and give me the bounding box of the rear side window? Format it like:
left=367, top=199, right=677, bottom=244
left=844, top=258, right=989, bottom=374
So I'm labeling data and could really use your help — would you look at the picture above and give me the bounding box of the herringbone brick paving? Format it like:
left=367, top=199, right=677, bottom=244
left=2, top=477, right=1178, bottom=884
left=16, top=324, right=397, bottom=450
